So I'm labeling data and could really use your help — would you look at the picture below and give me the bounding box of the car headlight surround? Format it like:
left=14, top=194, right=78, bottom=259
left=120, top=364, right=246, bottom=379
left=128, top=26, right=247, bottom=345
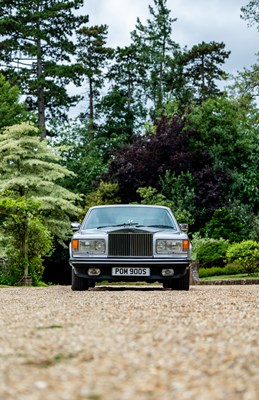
left=156, top=239, right=187, bottom=254
left=73, top=239, right=106, bottom=254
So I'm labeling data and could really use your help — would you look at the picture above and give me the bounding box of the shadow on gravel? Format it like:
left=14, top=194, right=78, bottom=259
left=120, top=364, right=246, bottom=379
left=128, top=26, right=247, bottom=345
left=92, top=285, right=165, bottom=291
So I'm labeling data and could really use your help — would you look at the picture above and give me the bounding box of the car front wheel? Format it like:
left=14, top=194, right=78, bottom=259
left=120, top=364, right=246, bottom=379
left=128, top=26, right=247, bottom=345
left=171, top=270, right=190, bottom=291
left=71, top=269, right=89, bottom=291
left=163, top=281, right=171, bottom=289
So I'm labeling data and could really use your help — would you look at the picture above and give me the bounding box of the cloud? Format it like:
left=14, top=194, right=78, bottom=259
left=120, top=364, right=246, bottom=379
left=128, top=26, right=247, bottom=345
left=84, top=0, right=258, bottom=73
left=86, top=0, right=150, bottom=47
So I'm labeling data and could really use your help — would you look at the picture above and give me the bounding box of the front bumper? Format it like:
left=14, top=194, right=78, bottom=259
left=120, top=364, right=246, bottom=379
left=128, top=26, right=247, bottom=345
left=69, top=257, right=191, bottom=282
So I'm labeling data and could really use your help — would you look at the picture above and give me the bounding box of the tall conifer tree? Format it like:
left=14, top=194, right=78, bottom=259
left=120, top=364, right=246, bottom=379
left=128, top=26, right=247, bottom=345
left=76, top=24, right=113, bottom=131
left=131, top=0, right=179, bottom=117
left=241, top=0, right=259, bottom=29
left=0, top=0, right=88, bottom=138
left=179, top=41, right=230, bottom=102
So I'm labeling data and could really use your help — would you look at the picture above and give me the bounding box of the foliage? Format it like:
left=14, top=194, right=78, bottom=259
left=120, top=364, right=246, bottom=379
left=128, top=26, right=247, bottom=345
left=103, top=114, right=230, bottom=229
left=0, top=0, right=89, bottom=137
left=201, top=207, right=249, bottom=242
left=130, top=0, right=179, bottom=116
left=137, top=186, right=173, bottom=207
left=0, top=123, right=81, bottom=239
left=0, top=74, right=31, bottom=130
left=199, top=264, right=245, bottom=278
left=76, top=24, right=114, bottom=127
left=251, top=216, right=259, bottom=241
left=136, top=186, right=193, bottom=224
left=226, top=240, right=259, bottom=274
left=187, top=95, right=259, bottom=216
left=230, top=62, right=259, bottom=100
left=101, top=44, right=147, bottom=139
left=49, top=119, right=108, bottom=194
left=83, top=181, right=121, bottom=216
left=160, top=170, right=195, bottom=224
left=241, top=0, right=259, bottom=30
left=0, top=194, right=53, bottom=285
left=103, top=92, right=257, bottom=233
left=187, top=96, right=243, bottom=169
left=99, top=85, right=141, bottom=149
left=194, top=238, right=230, bottom=268
left=231, top=131, right=259, bottom=214
left=0, top=123, right=82, bottom=284
left=179, top=41, right=230, bottom=102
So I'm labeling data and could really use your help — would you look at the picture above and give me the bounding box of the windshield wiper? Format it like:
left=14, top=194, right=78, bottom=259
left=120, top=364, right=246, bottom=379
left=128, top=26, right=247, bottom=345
left=97, top=223, right=140, bottom=229
left=146, top=224, right=175, bottom=229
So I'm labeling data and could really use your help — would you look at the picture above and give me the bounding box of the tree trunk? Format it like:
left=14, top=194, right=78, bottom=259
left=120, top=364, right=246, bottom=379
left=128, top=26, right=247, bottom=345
left=87, top=77, right=95, bottom=134
left=20, top=218, right=29, bottom=277
left=201, top=54, right=205, bottom=99
left=38, top=83, right=47, bottom=140
left=36, top=33, right=47, bottom=139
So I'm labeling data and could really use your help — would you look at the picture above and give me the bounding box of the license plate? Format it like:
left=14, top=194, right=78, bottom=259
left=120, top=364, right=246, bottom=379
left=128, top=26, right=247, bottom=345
left=112, top=267, right=150, bottom=276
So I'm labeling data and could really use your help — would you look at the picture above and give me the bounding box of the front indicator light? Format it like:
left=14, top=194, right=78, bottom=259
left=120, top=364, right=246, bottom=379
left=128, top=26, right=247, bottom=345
left=182, top=240, right=190, bottom=251
left=72, top=239, right=79, bottom=250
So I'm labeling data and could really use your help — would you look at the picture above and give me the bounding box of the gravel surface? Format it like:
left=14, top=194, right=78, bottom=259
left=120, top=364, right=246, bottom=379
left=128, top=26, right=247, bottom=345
left=0, top=285, right=258, bottom=400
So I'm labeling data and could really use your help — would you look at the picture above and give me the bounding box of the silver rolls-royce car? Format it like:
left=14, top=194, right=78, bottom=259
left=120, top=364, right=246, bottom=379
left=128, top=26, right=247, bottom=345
left=69, top=205, right=192, bottom=291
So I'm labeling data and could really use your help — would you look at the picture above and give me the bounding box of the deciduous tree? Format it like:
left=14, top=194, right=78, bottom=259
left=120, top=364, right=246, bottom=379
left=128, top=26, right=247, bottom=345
left=103, top=114, right=229, bottom=230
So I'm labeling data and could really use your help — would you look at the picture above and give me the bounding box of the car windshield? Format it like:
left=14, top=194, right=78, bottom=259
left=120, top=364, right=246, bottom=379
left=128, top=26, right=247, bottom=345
left=82, top=206, right=177, bottom=230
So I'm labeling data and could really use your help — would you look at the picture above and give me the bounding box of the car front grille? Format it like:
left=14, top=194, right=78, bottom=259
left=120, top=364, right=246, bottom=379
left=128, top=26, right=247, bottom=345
left=108, top=233, right=153, bottom=257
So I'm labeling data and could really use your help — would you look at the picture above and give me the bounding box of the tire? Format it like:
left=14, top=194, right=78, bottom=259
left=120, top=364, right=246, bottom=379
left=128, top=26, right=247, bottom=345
left=171, top=270, right=190, bottom=291
left=163, top=281, right=171, bottom=289
left=71, top=268, right=89, bottom=291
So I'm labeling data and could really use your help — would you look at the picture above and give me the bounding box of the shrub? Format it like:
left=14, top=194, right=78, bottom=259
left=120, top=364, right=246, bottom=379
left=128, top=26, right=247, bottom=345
left=199, top=264, right=244, bottom=278
left=0, top=195, right=53, bottom=285
left=0, top=217, right=53, bottom=286
left=191, top=233, right=208, bottom=260
left=195, top=238, right=230, bottom=268
left=83, top=181, right=121, bottom=217
left=201, top=207, right=248, bottom=242
left=226, top=240, right=259, bottom=275
left=136, top=186, right=194, bottom=224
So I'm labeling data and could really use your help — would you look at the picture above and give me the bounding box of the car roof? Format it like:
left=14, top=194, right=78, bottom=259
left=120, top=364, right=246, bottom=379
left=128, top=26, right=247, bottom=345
left=89, top=204, right=170, bottom=210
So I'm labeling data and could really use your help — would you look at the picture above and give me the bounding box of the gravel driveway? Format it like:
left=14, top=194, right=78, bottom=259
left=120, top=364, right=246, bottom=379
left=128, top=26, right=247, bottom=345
left=0, top=285, right=258, bottom=400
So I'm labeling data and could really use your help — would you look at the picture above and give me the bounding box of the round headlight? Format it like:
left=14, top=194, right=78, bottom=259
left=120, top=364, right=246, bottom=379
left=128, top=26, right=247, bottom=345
left=157, top=241, right=166, bottom=251
left=95, top=241, right=105, bottom=252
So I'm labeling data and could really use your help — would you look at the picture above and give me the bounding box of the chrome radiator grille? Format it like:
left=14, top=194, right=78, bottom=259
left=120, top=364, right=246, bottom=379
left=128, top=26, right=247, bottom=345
left=108, top=233, right=153, bottom=257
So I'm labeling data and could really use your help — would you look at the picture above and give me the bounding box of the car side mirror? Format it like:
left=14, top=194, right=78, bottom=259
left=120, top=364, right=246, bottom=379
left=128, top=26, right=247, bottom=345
left=71, top=222, right=80, bottom=231
left=179, top=223, right=188, bottom=232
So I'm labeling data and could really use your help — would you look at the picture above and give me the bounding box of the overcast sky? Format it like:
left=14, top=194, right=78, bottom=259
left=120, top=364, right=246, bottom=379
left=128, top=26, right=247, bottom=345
left=84, top=0, right=258, bottom=75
